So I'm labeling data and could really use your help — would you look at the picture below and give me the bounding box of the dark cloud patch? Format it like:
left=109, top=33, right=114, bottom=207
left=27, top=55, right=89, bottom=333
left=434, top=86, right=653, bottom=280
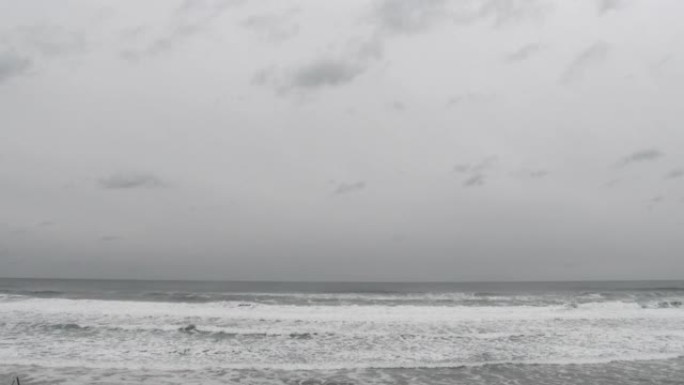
left=560, top=42, right=610, bottom=83
left=355, top=0, right=551, bottom=99
left=0, top=52, right=32, bottom=84
left=291, top=59, right=365, bottom=89
left=293, top=60, right=364, bottom=89
left=0, top=26, right=86, bottom=82
left=99, top=173, right=166, bottom=190
left=334, top=181, right=366, bottom=195
left=665, top=169, right=684, bottom=180
left=463, top=174, right=485, bottom=187
left=455, top=157, right=497, bottom=187
left=372, top=0, right=548, bottom=35
left=373, top=0, right=448, bottom=34
left=504, top=43, right=544, bottom=62
left=618, top=149, right=664, bottom=167
left=255, top=58, right=367, bottom=94
left=597, top=0, right=625, bottom=14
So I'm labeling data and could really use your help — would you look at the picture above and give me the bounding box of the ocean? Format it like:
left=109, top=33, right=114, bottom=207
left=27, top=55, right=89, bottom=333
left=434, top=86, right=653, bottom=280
left=1, top=278, right=684, bottom=384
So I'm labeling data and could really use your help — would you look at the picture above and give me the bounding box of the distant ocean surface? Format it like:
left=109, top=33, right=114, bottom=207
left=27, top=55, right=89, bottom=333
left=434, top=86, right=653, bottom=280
left=2, top=278, right=684, bottom=384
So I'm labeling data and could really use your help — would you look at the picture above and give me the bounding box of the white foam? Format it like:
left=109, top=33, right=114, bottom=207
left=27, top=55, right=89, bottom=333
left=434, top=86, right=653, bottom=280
left=2, top=296, right=684, bottom=373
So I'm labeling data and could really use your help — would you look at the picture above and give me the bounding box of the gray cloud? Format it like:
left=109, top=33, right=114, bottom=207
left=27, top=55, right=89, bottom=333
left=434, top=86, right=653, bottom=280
left=665, top=169, right=684, bottom=180
left=98, top=173, right=166, bottom=190
left=291, top=59, right=365, bottom=90
left=334, top=181, right=366, bottom=195
left=463, top=174, right=485, bottom=187
left=504, top=43, right=544, bottom=62
left=0, top=26, right=86, bottom=83
left=373, top=0, right=448, bottom=34
left=597, top=0, right=625, bottom=14
left=122, top=0, right=241, bottom=59
left=455, top=157, right=498, bottom=187
left=517, top=169, right=549, bottom=179
left=475, top=0, right=550, bottom=26
left=647, top=195, right=664, bottom=210
left=561, top=42, right=610, bottom=83
left=0, top=52, right=31, bottom=84
left=11, top=25, right=87, bottom=57
left=372, top=0, right=548, bottom=35
left=255, top=57, right=369, bottom=93
left=294, top=60, right=364, bottom=89
left=124, top=31, right=197, bottom=60
left=619, top=149, right=664, bottom=167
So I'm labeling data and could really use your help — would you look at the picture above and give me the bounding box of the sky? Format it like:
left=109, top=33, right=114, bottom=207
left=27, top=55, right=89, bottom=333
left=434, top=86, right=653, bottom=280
left=1, top=0, right=683, bottom=281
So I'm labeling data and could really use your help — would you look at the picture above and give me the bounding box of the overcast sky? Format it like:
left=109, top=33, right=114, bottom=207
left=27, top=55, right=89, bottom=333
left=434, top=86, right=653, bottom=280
left=1, top=0, right=683, bottom=281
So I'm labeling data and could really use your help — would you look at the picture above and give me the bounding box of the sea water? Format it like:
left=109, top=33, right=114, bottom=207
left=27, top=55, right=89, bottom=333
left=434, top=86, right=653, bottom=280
left=1, top=278, right=684, bottom=384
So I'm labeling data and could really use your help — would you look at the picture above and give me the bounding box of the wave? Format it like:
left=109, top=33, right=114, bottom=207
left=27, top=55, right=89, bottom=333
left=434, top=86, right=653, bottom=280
left=615, top=287, right=684, bottom=292
left=10, top=320, right=559, bottom=344
left=3, top=300, right=684, bottom=377
left=12, top=321, right=332, bottom=340
left=1, top=289, right=482, bottom=304
left=2, top=353, right=683, bottom=372
left=640, top=299, right=683, bottom=309
left=0, top=289, right=64, bottom=298
left=4, top=291, right=684, bottom=311
left=5, top=295, right=684, bottom=326
left=49, top=323, right=89, bottom=330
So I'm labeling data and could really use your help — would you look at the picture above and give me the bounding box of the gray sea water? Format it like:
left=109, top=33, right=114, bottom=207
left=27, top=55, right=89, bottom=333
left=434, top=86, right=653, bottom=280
left=1, top=278, right=684, bottom=384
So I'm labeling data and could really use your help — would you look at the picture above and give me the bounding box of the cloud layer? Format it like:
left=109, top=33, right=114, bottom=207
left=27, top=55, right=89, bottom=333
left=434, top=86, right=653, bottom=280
left=98, top=174, right=167, bottom=190
left=1, top=0, right=684, bottom=281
